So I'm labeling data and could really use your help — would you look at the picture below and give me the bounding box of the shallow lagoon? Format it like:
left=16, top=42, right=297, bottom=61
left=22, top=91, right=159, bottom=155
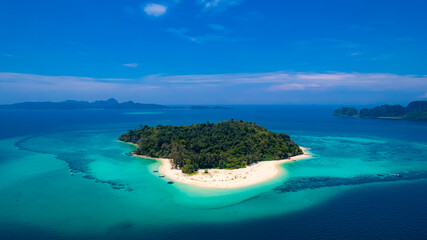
left=0, top=106, right=426, bottom=239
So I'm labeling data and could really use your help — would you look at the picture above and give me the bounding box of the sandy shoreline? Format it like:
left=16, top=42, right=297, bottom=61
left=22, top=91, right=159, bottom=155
left=125, top=142, right=312, bottom=189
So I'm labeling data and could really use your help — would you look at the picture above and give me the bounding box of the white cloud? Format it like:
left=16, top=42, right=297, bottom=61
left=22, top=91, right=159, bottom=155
left=203, top=0, right=221, bottom=8
left=166, top=27, right=248, bottom=43
left=208, top=24, right=225, bottom=31
left=122, top=63, right=139, bottom=68
left=0, top=72, right=159, bottom=103
left=143, top=3, right=167, bottom=16
left=1, top=71, right=427, bottom=104
left=295, top=39, right=361, bottom=50
left=269, top=83, right=320, bottom=91
left=142, top=71, right=427, bottom=92
left=4, top=71, right=426, bottom=94
left=198, top=0, right=242, bottom=10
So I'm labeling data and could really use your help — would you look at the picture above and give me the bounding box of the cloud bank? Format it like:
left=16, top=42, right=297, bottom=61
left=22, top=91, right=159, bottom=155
left=143, top=72, right=427, bottom=91
left=143, top=3, right=167, bottom=16
left=122, top=63, right=139, bottom=68
left=1, top=71, right=426, bottom=104
left=199, top=0, right=243, bottom=10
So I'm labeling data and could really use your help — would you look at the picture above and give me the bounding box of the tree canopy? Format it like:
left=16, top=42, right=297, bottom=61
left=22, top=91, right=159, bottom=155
left=119, top=120, right=302, bottom=173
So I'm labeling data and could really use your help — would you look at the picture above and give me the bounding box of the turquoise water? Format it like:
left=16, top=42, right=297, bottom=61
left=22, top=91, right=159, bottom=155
left=0, top=107, right=426, bottom=239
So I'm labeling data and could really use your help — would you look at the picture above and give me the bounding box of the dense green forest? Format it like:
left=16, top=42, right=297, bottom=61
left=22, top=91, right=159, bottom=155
left=359, top=105, right=407, bottom=118
left=334, top=101, right=427, bottom=120
left=119, top=120, right=302, bottom=173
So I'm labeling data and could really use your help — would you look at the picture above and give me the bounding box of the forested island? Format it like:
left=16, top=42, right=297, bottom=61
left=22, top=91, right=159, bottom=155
left=334, top=101, right=427, bottom=120
left=119, top=120, right=303, bottom=174
left=333, top=107, right=359, bottom=117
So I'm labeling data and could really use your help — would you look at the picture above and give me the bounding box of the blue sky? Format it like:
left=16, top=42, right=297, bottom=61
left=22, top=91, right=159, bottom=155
left=1, top=0, right=426, bottom=105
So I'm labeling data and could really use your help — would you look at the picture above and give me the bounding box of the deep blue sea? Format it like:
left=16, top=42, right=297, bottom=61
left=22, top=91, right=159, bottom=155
left=0, top=106, right=426, bottom=240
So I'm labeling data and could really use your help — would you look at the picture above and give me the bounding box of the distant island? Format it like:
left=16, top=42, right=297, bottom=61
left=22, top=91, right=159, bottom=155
left=334, top=101, right=427, bottom=120
left=119, top=120, right=311, bottom=188
left=0, top=98, right=232, bottom=110
left=333, top=107, right=359, bottom=117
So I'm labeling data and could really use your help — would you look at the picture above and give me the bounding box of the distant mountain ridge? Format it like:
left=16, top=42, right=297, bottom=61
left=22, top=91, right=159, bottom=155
left=334, top=101, right=427, bottom=120
left=0, top=98, right=232, bottom=110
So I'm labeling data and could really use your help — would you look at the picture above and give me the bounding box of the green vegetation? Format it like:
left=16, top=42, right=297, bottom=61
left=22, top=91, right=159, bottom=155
left=119, top=120, right=302, bottom=173
left=360, top=105, right=406, bottom=118
left=333, top=101, right=427, bottom=120
left=333, top=107, right=358, bottom=117
left=403, top=111, right=427, bottom=120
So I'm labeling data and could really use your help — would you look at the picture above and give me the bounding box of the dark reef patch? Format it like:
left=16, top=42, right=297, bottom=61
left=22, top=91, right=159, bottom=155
left=14, top=135, right=133, bottom=192
left=274, top=171, right=427, bottom=193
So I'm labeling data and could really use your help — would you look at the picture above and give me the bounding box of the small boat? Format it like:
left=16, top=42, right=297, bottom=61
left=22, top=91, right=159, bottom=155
left=167, top=181, right=174, bottom=184
left=70, top=171, right=73, bottom=176
left=377, top=174, right=383, bottom=176
left=153, top=170, right=159, bottom=173
left=394, top=173, right=402, bottom=177
left=159, top=175, right=165, bottom=178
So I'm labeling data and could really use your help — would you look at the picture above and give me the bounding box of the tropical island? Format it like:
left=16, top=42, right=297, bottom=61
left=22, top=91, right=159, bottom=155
left=334, top=101, right=427, bottom=120
left=119, top=120, right=311, bottom=188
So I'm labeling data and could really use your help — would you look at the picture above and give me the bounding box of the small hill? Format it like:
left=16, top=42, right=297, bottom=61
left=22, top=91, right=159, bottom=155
left=333, top=107, right=359, bottom=117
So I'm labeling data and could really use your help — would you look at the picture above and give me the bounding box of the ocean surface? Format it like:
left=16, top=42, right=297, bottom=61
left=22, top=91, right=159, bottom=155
left=0, top=106, right=426, bottom=240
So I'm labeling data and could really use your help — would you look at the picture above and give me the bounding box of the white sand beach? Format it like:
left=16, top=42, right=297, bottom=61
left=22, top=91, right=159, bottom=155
left=131, top=147, right=312, bottom=189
